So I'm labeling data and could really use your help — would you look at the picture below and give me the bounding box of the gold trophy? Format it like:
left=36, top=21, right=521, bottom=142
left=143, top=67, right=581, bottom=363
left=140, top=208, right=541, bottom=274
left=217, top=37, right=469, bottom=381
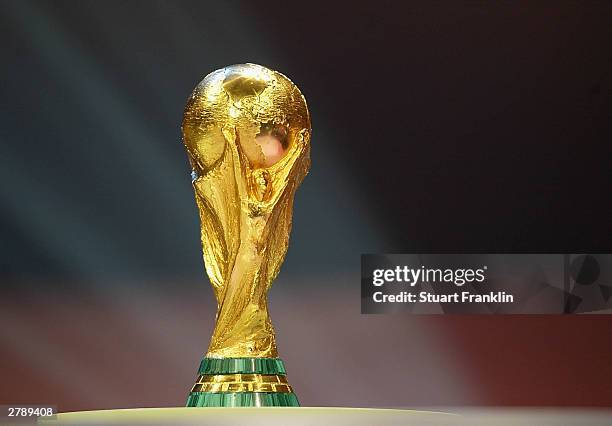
left=182, top=63, right=310, bottom=407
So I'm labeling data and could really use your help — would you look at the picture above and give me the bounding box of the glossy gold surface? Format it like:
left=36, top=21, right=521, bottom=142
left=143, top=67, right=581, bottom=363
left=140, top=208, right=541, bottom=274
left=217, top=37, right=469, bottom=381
left=191, top=374, right=293, bottom=393
left=182, top=64, right=311, bottom=358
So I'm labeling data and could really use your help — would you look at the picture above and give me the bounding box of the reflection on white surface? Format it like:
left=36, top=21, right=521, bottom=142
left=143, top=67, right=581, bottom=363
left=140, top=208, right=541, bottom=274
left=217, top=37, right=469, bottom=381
left=43, top=407, right=612, bottom=426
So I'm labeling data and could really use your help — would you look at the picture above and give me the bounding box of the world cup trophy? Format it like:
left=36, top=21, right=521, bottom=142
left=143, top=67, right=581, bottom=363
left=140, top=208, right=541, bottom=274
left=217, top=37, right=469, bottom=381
left=182, top=63, right=310, bottom=407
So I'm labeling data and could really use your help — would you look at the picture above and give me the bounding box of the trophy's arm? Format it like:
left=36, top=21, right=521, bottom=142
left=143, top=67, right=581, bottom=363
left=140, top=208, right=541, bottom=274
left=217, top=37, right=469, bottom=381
left=192, top=145, right=241, bottom=304
left=206, top=214, right=278, bottom=358
left=260, top=173, right=304, bottom=290
left=253, top=134, right=310, bottom=212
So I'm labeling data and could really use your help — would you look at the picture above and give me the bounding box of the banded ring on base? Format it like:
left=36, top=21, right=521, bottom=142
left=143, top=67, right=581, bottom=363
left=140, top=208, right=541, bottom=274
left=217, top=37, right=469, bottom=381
left=186, top=358, right=299, bottom=407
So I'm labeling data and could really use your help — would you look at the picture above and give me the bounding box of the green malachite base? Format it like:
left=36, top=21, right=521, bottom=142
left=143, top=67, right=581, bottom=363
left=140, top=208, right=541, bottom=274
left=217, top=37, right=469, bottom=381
left=198, top=357, right=287, bottom=375
left=186, top=357, right=299, bottom=407
left=186, top=391, right=300, bottom=407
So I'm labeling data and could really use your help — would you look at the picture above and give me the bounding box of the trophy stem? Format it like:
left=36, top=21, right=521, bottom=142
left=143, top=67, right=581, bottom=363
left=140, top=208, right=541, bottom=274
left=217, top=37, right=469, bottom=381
left=186, top=357, right=300, bottom=407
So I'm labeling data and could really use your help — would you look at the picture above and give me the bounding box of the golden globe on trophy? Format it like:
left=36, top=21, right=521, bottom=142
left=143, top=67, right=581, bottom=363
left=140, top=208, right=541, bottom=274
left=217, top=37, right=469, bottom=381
left=181, top=63, right=310, bottom=407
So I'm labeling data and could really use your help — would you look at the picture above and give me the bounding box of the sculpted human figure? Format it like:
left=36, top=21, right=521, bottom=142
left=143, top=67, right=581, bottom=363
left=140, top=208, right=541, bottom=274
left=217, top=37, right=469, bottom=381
left=183, top=64, right=310, bottom=407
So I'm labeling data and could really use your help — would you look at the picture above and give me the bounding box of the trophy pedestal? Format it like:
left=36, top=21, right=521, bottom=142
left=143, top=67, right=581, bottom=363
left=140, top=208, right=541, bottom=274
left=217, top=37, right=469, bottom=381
left=41, top=408, right=612, bottom=425
left=186, top=392, right=299, bottom=407
left=42, top=407, right=454, bottom=425
left=186, top=357, right=299, bottom=407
